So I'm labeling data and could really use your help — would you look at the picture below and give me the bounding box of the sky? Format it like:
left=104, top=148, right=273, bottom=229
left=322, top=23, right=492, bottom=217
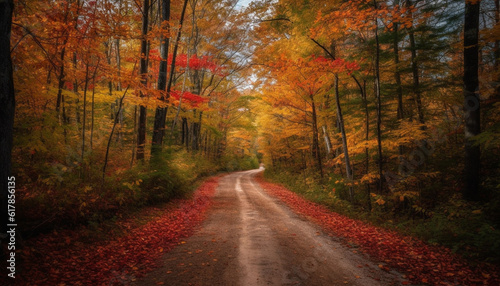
left=236, top=0, right=254, bottom=9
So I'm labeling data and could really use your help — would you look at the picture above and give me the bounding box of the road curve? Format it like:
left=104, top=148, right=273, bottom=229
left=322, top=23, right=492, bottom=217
left=134, top=170, right=402, bottom=286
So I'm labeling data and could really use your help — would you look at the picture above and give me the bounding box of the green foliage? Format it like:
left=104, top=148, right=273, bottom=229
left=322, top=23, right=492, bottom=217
left=263, top=168, right=353, bottom=213
left=222, top=154, right=260, bottom=171
left=400, top=195, right=500, bottom=263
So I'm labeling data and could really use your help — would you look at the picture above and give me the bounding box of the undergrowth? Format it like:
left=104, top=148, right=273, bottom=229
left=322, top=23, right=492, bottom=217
left=264, top=168, right=500, bottom=264
left=16, top=147, right=221, bottom=238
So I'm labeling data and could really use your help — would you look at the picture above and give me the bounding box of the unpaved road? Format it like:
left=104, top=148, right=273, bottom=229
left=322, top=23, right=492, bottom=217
left=134, top=170, right=403, bottom=286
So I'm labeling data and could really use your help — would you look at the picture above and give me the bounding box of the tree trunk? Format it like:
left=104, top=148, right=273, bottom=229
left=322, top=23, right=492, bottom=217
left=393, top=19, right=405, bottom=155
left=0, top=0, right=15, bottom=236
left=115, top=38, right=122, bottom=92
left=104, top=40, right=113, bottom=95
left=136, top=0, right=150, bottom=161
left=463, top=0, right=481, bottom=201
left=56, top=46, right=67, bottom=118
left=103, top=86, right=131, bottom=180
left=182, top=117, right=188, bottom=146
left=407, top=0, right=424, bottom=126
left=310, top=95, right=324, bottom=178
left=393, top=21, right=404, bottom=122
left=73, top=52, right=80, bottom=126
left=362, top=79, right=371, bottom=210
left=55, top=1, right=72, bottom=123
left=322, top=126, right=332, bottom=155
left=335, top=76, right=354, bottom=201
left=152, top=0, right=189, bottom=156
left=81, top=63, right=90, bottom=176
left=151, top=0, right=171, bottom=155
left=90, top=73, right=96, bottom=151
left=172, top=0, right=197, bottom=133
left=374, top=1, right=384, bottom=192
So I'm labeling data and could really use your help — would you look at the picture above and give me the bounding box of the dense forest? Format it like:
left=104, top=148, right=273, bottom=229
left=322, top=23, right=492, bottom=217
left=252, top=0, right=500, bottom=263
left=4, top=0, right=259, bottom=231
left=1, top=0, right=500, bottom=283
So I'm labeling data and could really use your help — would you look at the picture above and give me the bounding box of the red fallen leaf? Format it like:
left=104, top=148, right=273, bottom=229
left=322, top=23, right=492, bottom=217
left=4, top=177, right=220, bottom=286
left=255, top=174, right=500, bottom=286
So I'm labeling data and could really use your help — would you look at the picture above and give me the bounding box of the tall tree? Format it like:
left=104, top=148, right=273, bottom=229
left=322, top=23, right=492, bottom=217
left=406, top=0, right=425, bottom=125
left=151, top=0, right=188, bottom=155
left=463, top=0, right=481, bottom=201
left=0, top=0, right=15, bottom=236
left=137, top=0, right=150, bottom=161
left=374, top=0, right=384, bottom=192
left=151, top=0, right=171, bottom=156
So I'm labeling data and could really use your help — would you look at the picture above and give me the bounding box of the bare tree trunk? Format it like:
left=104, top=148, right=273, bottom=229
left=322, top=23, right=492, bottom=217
left=103, top=85, right=131, bottom=180
left=182, top=117, right=188, bottom=146
left=115, top=1, right=124, bottom=143
left=115, top=38, right=122, bottom=92
left=322, top=126, right=332, bottom=155
left=362, top=79, right=371, bottom=210
left=56, top=1, right=72, bottom=123
left=374, top=0, right=384, bottom=192
left=73, top=52, right=80, bottom=126
left=463, top=0, right=481, bottom=201
left=131, top=106, right=137, bottom=167
left=310, top=95, right=323, bottom=178
left=89, top=59, right=99, bottom=152
left=90, top=72, right=96, bottom=151
left=81, top=63, right=90, bottom=178
left=151, top=0, right=172, bottom=155
left=406, top=0, right=424, bottom=126
left=353, top=75, right=370, bottom=208
left=393, top=20, right=404, bottom=122
left=335, top=76, right=353, bottom=200
left=136, top=0, right=150, bottom=161
left=104, top=40, right=113, bottom=95
left=56, top=46, right=67, bottom=119
left=393, top=20, right=405, bottom=155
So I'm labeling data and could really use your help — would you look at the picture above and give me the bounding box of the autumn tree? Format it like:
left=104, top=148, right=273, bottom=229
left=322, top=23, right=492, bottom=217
left=137, top=0, right=150, bottom=161
left=464, top=0, right=481, bottom=200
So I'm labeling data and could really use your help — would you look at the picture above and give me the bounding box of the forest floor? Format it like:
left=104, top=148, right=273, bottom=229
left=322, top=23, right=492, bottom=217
left=3, top=170, right=499, bottom=285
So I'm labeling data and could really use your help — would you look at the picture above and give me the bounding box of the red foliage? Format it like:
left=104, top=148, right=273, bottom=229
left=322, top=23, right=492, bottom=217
left=7, top=177, right=219, bottom=285
left=170, top=90, right=209, bottom=107
left=64, top=81, right=74, bottom=90
left=148, top=51, right=224, bottom=76
left=255, top=175, right=500, bottom=286
left=312, top=55, right=360, bottom=75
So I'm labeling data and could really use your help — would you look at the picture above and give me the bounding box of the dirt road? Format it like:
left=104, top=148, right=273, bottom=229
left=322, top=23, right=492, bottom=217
left=134, top=170, right=402, bottom=286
